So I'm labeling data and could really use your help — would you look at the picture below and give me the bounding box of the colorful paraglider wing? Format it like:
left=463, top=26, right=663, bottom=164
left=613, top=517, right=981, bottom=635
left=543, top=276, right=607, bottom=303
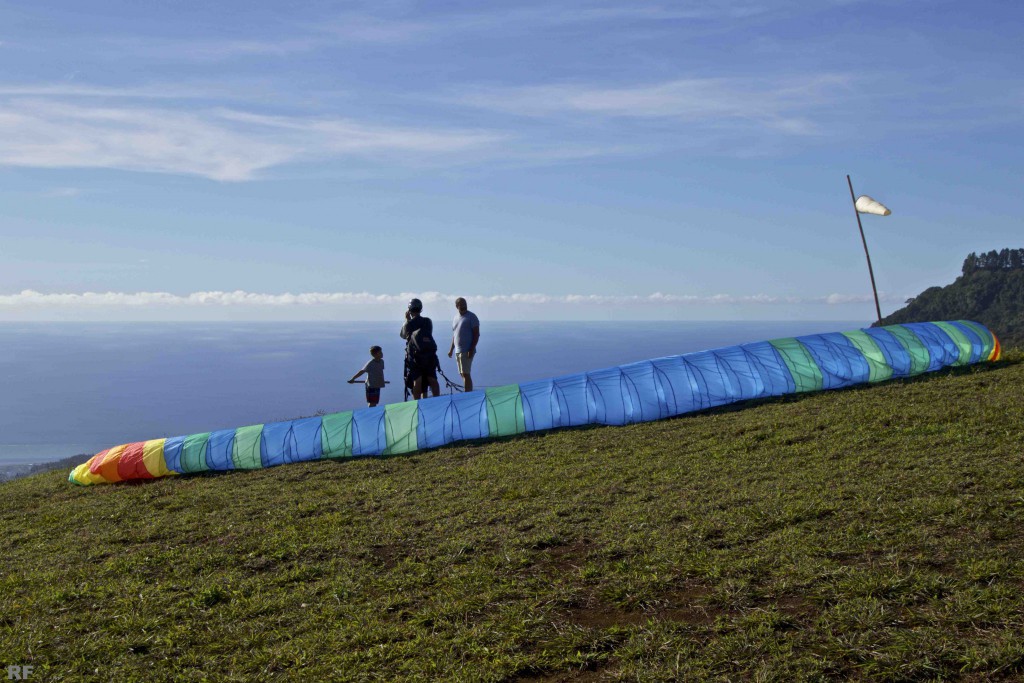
left=69, top=321, right=1000, bottom=486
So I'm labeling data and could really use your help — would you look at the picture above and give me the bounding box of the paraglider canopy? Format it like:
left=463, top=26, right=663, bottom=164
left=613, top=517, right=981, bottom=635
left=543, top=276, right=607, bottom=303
left=855, top=195, right=892, bottom=216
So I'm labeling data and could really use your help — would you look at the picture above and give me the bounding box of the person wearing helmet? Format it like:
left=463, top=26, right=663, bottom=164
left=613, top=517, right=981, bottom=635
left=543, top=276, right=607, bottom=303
left=400, top=298, right=441, bottom=400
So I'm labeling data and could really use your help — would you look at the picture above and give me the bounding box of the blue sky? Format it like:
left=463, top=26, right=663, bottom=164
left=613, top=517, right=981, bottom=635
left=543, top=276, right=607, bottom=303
left=0, top=0, right=1021, bottom=321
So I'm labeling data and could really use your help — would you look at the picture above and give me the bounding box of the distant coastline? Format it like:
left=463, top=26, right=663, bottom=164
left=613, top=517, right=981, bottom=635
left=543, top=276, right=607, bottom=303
left=0, top=454, right=87, bottom=484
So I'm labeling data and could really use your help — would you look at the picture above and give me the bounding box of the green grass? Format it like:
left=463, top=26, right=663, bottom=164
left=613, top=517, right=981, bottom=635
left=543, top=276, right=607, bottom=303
left=2, top=352, right=1024, bottom=682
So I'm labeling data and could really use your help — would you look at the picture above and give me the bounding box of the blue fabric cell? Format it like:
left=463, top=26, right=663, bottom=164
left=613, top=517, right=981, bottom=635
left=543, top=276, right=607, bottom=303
left=291, top=417, right=323, bottom=462
left=713, top=346, right=766, bottom=400
left=413, top=392, right=486, bottom=448
left=552, top=372, right=594, bottom=428
left=206, top=428, right=236, bottom=470
left=416, top=394, right=455, bottom=449
left=260, top=420, right=294, bottom=467
left=822, top=332, right=872, bottom=384
left=620, top=360, right=667, bottom=423
left=450, top=391, right=488, bottom=441
left=798, top=333, right=871, bottom=389
left=521, top=379, right=557, bottom=432
left=586, top=366, right=628, bottom=426
left=861, top=328, right=912, bottom=377
left=686, top=351, right=737, bottom=408
left=162, top=435, right=186, bottom=473
left=351, top=406, right=386, bottom=456
left=739, top=341, right=795, bottom=396
left=651, top=356, right=706, bottom=415
left=902, top=322, right=959, bottom=371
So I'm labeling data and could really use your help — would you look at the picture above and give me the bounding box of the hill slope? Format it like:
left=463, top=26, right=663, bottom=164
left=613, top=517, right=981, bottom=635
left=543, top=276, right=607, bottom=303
left=878, top=248, right=1024, bottom=348
left=2, top=353, right=1023, bottom=681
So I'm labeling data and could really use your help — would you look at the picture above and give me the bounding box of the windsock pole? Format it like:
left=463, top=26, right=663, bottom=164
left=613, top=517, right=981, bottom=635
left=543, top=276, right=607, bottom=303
left=847, top=174, right=883, bottom=324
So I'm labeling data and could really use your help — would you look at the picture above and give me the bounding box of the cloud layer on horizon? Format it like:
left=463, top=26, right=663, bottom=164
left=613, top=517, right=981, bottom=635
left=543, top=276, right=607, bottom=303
left=0, top=289, right=905, bottom=308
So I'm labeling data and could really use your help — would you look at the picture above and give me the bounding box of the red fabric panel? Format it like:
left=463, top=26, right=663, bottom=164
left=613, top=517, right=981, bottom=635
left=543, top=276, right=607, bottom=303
left=117, top=442, right=153, bottom=480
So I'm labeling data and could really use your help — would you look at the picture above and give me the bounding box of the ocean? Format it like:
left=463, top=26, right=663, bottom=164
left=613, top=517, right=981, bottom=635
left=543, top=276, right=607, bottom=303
left=0, top=320, right=865, bottom=473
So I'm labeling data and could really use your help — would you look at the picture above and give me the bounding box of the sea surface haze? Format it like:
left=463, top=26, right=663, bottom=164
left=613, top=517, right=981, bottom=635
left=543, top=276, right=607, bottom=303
left=0, top=321, right=865, bottom=468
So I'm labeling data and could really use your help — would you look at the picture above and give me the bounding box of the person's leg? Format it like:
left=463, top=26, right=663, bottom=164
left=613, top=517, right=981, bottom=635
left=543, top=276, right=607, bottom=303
left=426, top=356, right=441, bottom=396
left=407, top=359, right=424, bottom=399
left=457, top=352, right=474, bottom=392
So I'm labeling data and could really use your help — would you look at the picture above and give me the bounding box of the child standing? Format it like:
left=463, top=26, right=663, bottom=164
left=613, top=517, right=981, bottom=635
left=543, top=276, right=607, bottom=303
left=348, top=346, right=389, bottom=407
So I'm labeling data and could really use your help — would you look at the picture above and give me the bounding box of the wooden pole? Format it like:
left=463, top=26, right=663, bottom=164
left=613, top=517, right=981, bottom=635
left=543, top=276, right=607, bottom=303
left=847, top=174, right=883, bottom=324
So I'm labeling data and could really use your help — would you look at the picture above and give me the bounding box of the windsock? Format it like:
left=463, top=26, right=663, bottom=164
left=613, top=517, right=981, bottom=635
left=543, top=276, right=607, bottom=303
left=855, top=195, right=892, bottom=216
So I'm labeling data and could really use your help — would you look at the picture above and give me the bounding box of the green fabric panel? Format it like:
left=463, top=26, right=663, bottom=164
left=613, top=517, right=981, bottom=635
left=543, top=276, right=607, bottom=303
left=486, top=384, right=526, bottom=437
left=933, top=322, right=972, bottom=365
left=181, top=432, right=211, bottom=473
left=768, top=338, right=823, bottom=392
left=321, top=411, right=353, bottom=459
left=958, top=320, right=994, bottom=360
left=886, top=325, right=930, bottom=375
left=842, top=330, right=893, bottom=382
left=232, top=424, right=264, bottom=469
left=384, top=401, right=420, bottom=455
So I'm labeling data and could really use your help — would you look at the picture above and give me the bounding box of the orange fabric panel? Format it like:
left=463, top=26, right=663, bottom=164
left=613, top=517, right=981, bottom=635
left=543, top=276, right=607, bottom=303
left=97, top=444, right=127, bottom=483
left=87, top=449, right=110, bottom=475
left=990, top=332, right=1001, bottom=361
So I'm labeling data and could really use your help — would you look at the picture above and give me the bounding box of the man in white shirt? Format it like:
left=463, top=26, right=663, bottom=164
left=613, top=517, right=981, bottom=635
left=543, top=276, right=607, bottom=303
left=448, top=297, right=480, bottom=392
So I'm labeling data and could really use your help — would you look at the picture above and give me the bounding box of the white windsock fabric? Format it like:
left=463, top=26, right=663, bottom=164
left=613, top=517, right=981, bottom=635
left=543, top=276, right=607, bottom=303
left=855, top=195, right=891, bottom=216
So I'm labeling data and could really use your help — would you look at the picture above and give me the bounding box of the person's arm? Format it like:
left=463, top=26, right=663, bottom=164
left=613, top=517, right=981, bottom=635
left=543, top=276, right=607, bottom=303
left=469, top=326, right=480, bottom=357
left=448, top=337, right=455, bottom=358
left=347, top=369, right=366, bottom=384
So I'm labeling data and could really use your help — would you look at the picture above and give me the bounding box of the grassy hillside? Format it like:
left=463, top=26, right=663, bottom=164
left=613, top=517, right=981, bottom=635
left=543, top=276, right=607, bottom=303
left=2, top=352, right=1024, bottom=682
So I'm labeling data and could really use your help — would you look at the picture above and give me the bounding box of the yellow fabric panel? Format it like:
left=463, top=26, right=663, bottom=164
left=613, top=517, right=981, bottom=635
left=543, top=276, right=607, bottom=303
left=79, top=453, right=104, bottom=484
left=142, top=439, right=172, bottom=478
left=70, top=461, right=106, bottom=485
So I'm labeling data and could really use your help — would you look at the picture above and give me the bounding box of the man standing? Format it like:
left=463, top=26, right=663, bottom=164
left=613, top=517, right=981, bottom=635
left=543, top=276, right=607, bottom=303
left=448, top=297, right=480, bottom=392
left=400, top=298, right=441, bottom=400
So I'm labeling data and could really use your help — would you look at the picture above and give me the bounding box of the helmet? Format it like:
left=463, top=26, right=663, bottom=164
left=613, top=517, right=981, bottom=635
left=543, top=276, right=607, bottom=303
left=407, top=298, right=423, bottom=311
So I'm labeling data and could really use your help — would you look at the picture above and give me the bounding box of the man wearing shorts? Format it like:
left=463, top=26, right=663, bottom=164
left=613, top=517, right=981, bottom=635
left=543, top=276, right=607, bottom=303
left=400, top=298, right=441, bottom=400
left=448, top=297, right=480, bottom=392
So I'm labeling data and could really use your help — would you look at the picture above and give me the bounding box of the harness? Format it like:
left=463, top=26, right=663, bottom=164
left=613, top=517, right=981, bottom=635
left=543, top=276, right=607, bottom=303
left=403, top=350, right=465, bottom=401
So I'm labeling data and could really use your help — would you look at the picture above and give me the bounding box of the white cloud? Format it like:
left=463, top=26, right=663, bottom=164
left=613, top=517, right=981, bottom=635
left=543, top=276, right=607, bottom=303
left=0, top=97, right=504, bottom=181
left=456, top=75, right=851, bottom=133
left=313, top=3, right=808, bottom=44
left=0, top=289, right=904, bottom=308
left=0, top=83, right=231, bottom=100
